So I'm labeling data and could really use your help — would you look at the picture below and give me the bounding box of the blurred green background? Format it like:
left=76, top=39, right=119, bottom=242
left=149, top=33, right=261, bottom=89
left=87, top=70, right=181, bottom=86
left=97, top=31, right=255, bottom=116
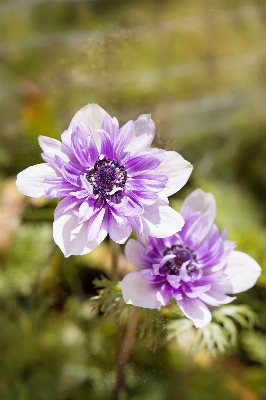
left=0, top=0, right=266, bottom=399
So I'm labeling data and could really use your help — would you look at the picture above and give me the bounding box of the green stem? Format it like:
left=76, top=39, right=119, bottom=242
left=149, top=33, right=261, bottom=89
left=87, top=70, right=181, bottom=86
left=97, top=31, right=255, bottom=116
left=114, top=306, right=141, bottom=400
left=110, top=240, right=120, bottom=282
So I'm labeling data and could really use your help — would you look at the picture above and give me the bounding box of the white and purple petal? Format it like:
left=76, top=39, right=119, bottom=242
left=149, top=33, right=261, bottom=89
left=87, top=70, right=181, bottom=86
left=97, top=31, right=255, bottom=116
left=16, top=163, right=58, bottom=198
left=66, top=103, right=110, bottom=149
left=156, top=151, right=193, bottom=198
left=53, top=205, right=107, bottom=257
left=121, top=271, right=162, bottom=308
left=140, top=202, right=184, bottom=238
left=214, top=251, right=261, bottom=294
left=177, top=297, right=212, bottom=328
left=125, top=114, right=155, bottom=155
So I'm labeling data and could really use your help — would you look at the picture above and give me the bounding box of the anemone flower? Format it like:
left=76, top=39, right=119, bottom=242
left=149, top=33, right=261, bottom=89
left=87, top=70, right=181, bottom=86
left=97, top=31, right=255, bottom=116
left=16, top=104, right=192, bottom=257
left=122, top=189, right=261, bottom=328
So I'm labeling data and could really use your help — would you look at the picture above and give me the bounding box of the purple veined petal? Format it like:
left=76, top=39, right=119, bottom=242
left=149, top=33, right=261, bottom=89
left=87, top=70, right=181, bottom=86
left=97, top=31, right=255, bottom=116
left=16, top=163, right=58, bottom=198
left=161, top=233, right=183, bottom=249
left=115, top=120, right=134, bottom=159
left=213, top=251, right=261, bottom=294
left=101, top=115, right=117, bottom=143
left=140, top=268, right=166, bottom=283
left=177, top=297, right=212, bottom=328
left=54, top=197, right=81, bottom=219
left=77, top=200, right=95, bottom=224
left=172, top=290, right=183, bottom=301
left=197, top=238, right=225, bottom=269
left=179, top=262, right=193, bottom=282
left=44, top=175, right=87, bottom=199
left=125, top=184, right=159, bottom=206
left=110, top=191, right=143, bottom=217
left=223, top=239, right=236, bottom=258
left=126, top=215, right=144, bottom=237
left=178, top=212, right=201, bottom=248
left=141, top=202, right=185, bottom=238
left=96, top=129, right=115, bottom=160
left=39, top=136, right=72, bottom=164
left=196, top=225, right=220, bottom=261
left=121, top=271, right=162, bottom=309
left=87, top=207, right=106, bottom=242
left=156, top=283, right=172, bottom=306
left=124, top=151, right=163, bottom=176
left=71, top=124, right=95, bottom=168
left=67, top=103, right=110, bottom=149
left=108, top=209, right=132, bottom=244
left=125, top=239, right=150, bottom=269
left=61, top=163, right=83, bottom=187
left=156, top=151, right=193, bottom=197
left=166, top=274, right=181, bottom=289
left=53, top=208, right=107, bottom=257
left=180, top=189, right=216, bottom=236
left=125, top=114, right=156, bottom=155
left=184, top=284, right=211, bottom=299
left=80, top=175, right=93, bottom=194
left=198, top=289, right=235, bottom=306
left=200, top=262, right=227, bottom=283
left=128, top=172, right=168, bottom=193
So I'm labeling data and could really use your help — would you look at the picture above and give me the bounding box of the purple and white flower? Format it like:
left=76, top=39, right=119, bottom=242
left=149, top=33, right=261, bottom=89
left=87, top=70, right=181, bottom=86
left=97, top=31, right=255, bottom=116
left=16, top=104, right=192, bottom=257
left=122, top=189, right=261, bottom=328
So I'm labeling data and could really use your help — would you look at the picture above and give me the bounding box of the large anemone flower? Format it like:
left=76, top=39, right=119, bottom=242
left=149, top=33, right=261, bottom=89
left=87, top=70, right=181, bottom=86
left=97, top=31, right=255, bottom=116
left=16, top=104, right=192, bottom=257
left=122, top=189, right=261, bottom=328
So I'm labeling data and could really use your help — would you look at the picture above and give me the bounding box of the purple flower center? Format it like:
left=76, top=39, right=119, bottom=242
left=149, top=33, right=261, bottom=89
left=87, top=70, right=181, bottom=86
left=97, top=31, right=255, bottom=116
left=86, top=158, right=127, bottom=195
left=164, top=244, right=197, bottom=274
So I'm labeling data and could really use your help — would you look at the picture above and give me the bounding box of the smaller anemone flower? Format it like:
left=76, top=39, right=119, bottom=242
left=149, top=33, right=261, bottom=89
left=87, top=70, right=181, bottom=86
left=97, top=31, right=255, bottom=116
left=16, top=104, right=192, bottom=257
left=122, top=189, right=261, bottom=328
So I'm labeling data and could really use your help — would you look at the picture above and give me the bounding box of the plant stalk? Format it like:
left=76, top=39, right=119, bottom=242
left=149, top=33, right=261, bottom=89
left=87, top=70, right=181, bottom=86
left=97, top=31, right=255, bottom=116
left=114, top=306, right=141, bottom=400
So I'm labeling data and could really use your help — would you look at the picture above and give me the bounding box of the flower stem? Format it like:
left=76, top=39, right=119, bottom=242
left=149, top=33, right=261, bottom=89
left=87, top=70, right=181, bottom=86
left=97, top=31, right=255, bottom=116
left=110, top=240, right=120, bottom=282
left=114, top=306, right=141, bottom=400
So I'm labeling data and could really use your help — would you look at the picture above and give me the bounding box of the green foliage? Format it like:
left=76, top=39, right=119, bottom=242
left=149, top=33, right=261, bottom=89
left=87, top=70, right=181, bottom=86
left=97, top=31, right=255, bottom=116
left=167, top=305, right=258, bottom=356
left=0, top=224, right=53, bottom=296
left=90, top=276, right=127, bottom=318
left=137, top=308, right=167, bottom=352
left=242, top=331, right=266, bottom=366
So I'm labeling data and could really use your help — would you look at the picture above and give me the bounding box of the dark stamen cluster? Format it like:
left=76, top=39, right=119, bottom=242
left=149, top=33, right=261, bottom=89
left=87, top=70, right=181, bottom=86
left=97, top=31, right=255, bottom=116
left=163, top=244, right=197, bottom=275
left=86, top=158, right=127, bottom=195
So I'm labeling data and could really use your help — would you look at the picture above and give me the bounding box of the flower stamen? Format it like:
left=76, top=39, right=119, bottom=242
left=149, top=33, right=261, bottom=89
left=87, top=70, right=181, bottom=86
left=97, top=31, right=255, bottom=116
left=86, top=158, right=127, bottom=195
left=163, top=244, right=197, bottom=274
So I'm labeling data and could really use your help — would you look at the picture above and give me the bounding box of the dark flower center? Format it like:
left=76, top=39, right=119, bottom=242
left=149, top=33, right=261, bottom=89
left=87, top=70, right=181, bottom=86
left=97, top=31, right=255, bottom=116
left=86, top=158, right=127, bottom=195
left=163, top=244, right=197, bottom=274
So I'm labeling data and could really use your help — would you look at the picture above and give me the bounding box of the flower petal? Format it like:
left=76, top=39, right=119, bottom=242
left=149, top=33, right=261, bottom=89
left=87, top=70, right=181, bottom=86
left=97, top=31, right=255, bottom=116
left=156, top=283, right=172, bottom=305
left=216, top=251, right=261, bottom=294
left=156, top=151, right=193, bottom=197
left=16, top=163, right=58, bottom=198
left=141, top=202, right=184, bottom=238
left=125, top=239, right=149, bottom=269
left=125, top=114, right=155, bottom=155
left=108, top=209, right=132, bottom=244
left=53, top=209, right=107, bottom=257
left=140, top=269, right=166, bottom=283
left=180, top=189, right=216, bottom=232
left=39, top=135, right=71, bottom=164
left=125, top=151, right=163, bottom=176
left=67, top=103, right=110, bottom=149
left=121, top=271, right=161, bottom=308
left=198, top=290, right=235, bottom=306
left=87, top=207, right=106, bottom=242
left=177, top=297, right=212, bottom=328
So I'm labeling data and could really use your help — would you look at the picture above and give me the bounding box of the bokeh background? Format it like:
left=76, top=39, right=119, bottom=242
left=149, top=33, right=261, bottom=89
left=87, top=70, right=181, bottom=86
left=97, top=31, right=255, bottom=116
left=0, top=0, right=266, bottom=399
